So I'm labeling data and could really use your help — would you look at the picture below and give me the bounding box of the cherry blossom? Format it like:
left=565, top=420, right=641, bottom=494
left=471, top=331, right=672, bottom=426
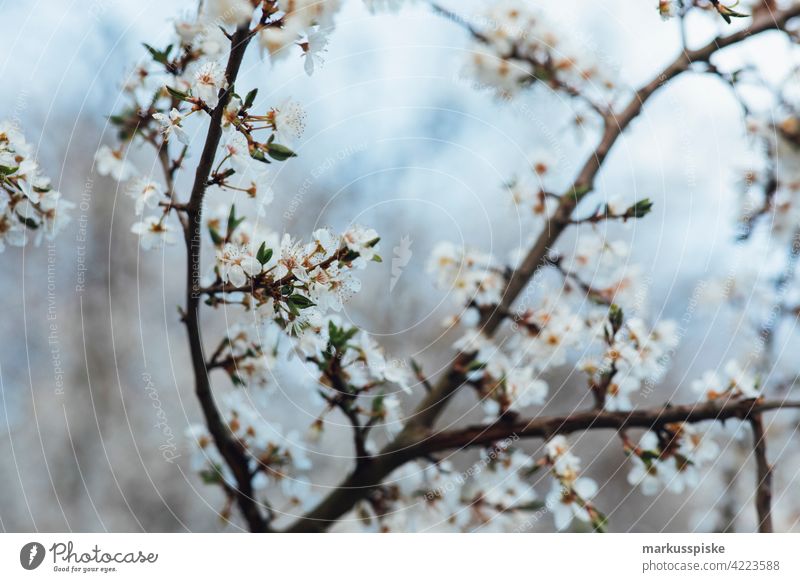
left=95, top=145, right=137, bottom=181
left=152, top=108, right=191, bottom=145
left=131, top=216, right=178, bottom=249
left=0, top=121, right=72, bottom=250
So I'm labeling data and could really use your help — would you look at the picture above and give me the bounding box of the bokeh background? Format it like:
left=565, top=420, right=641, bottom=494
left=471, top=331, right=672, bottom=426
left=1, top=0, right=798, bottom=532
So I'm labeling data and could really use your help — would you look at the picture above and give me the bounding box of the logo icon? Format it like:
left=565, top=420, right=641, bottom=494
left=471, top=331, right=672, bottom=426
left=20, top=542, right=45, bottom=570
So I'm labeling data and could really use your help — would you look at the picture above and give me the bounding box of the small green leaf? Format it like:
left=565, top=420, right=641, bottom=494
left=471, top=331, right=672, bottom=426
left=199, top=465, right=223, bottom=485
left=16, top=214, right=39, bottom=230
left=226, top=205, right=245, bottom=237
left=341, top=249, right=360, bottom=263
left=266, top=142, right=297, bottom=161
left=288, top=294, right=315, bottom=309
left=250, top=148, right=271, bottom=164
left=0, top=165, right=19, bottom=176
left=108, top=114, right=127, bottom=127
left=165, top=85, right=189, bottom=101
left=244, top=88, right=258, bottom=109
left=626, top=198, right=653, bottom=219
left=639, top=450, right=660, bottom=463
left=144, top=43, right=172, bottom=65
left=608, top=304, right=624, bottom=334
left=371, top=393, right=386, bottom=414
left=715, top=2, right=748, bottom=24
left=256, top=242, right=273, bottom=265
left=209, top=225, right=223, bottom=246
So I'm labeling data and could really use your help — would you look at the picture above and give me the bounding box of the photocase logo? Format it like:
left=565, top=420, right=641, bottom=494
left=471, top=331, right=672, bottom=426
left=20, top=542, right=46, bottom=570
left=390, top=236, right=413, bottom=292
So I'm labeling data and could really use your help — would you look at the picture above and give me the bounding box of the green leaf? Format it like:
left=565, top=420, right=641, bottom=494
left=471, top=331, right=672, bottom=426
left=244, top=88, right=258, bottom=109
left=143, top=42, right=172, bottom=65
left=165, top=85, right=189, bottom=101
left=371, top=254, right=383, bottom=263
left=209, top=225, right=223, bottom=246
left=341, top=249, right=360, bottom=263
left=608, top=304, right=624, bottom=335
left=327, top=321, right=358, bottom=350
left=371, top=393, right=386, bottom=414
left=226, top=205, right=246, bottom=238
left=715, top=3, right=748, bottom=24
left=288, top=294, right=315, bottom=309
left=266, top=142, right=297, bottom=161
left=199, top=465, right=223, bottom=485
left=0, top=164, right=19, bottom=176
left=108, top=114, right=127, bottom=127
left=256, top=242, right=273, bottom=265
left=250, top=148, right=271, bottom=164
left=639, top=450, right=660, bottom=463
left=626, top=198, right=653, bottom=219
left=16, top=214, right=39, bottom=230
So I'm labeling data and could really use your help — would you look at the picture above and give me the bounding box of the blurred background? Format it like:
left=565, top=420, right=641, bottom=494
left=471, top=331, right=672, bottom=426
left=1, top=0, right=798, bottom=532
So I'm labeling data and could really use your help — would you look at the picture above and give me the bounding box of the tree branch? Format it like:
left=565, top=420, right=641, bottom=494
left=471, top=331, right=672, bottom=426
left=419, top=399, right=800, bottom=456
left=285, top=398, right=800, bottom=532
left=285, top=5, right=800, bottom=533
left=181, top=23, right=270, bottom=533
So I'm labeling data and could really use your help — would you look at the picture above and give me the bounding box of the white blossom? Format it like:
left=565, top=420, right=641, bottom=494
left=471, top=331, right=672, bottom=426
left=95, top=145, right=137, bottom=181
left=193, top=61, right=227, bottom=108
left=152, top=108, right=191, bottom=145
left=131, top=215, right=178, bottom=250
left=217, top=243, right=262, bottom=287
left=126, top=178, right=164, bottom=215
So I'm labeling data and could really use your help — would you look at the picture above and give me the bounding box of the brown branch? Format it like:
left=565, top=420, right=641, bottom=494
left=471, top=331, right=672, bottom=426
left=285, top=398, right=800, bottom=532
left=180, top=23, right=270, bottom=533
left=285, top=5, right=800, bottom=533
left=419, top=399, right=800, bottom=455
left=750, top=414, right=774, bottom=533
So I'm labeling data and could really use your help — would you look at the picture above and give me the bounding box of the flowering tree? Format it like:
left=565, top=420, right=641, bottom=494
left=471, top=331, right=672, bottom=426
left=67, top=0, right=800, bottom=533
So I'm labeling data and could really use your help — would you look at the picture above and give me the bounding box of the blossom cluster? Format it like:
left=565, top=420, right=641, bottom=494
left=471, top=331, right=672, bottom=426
left=626, top=425, right=719, bottom=497
left=304, top=316, right=412, bottom=438
left=96, top=0, right=319, bottom=252
left=579, top=307, right=679, bottom=411
left=427, top=242, right=506, bottom=308
left=464, top=0, right=616, bottom=100
left=0, top=121, right=73, bottom=251
left=691, top=359, right=760, bottom=401
left=186, top=389, right=313, bottom=511
left=347, top=444, right=541, bottom=532
left=205, top=214, right=380, bottom=326
left=543, top=436, right=603, bottom=531
left=428, top=234, right=677, bottom=415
